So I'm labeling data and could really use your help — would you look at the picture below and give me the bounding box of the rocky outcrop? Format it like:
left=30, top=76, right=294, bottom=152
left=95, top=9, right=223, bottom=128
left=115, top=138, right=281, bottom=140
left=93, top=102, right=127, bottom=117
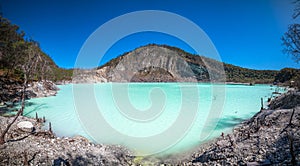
left=0, top=116, right=133, bottom=165
left=98, top=45, right=221, bottom=82
left=0, top=78, right=59, bottom=115
left=269, top=90, right=300, bottom=109
left=130, top=66, right=176, bottom=82
left=72, top=69, right=107, bottom=83
left=27, top=80, right=59, bottom=98
left=92, top=44, right=281, bottom=83
left=0, top=78, right=59, bottom=103
left=16, top=121, right=34, bottom=132
left=69, top=44, right=281, bottom=83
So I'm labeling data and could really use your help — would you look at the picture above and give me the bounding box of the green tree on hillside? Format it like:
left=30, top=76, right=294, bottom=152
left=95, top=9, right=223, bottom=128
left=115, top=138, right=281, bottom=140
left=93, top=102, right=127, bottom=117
left=0, top=16, right=73, bottom=81
left=274, top=68, right=299, bottom=82
left=0, top=16, right=25, bottom=77
left=0, top=41, right=49, bottom=144
left=0, top=16, right=64, bottom=145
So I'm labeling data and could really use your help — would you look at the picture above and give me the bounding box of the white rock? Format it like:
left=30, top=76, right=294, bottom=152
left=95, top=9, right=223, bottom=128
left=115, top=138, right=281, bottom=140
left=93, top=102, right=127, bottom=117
left=17, top=121, right=34, bottom=130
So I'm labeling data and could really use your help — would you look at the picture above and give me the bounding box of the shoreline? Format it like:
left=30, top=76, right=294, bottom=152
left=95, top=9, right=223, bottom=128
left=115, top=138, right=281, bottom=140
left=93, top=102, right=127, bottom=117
left=0, top=115, right=133, bottom=165
left=137, top=89, right=300, bottom=165
left=58, top=80, right=274, bottom=84
left=0, top=81, right=299, bottom=165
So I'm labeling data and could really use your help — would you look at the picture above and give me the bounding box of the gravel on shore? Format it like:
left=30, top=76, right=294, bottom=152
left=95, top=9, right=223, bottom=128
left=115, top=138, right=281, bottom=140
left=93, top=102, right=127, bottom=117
left=0, top=116, right=133, bottom=166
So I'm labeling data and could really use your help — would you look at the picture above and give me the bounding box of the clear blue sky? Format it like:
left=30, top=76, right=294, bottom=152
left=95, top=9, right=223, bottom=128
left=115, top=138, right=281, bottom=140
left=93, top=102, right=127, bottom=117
left=0, top=0, right=299, bottom=70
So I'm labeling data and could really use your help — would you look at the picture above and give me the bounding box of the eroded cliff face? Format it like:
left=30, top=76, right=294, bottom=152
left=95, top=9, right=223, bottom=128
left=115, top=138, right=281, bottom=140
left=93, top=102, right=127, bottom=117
left=73, top=44, right=281, bottom=83
left=130, top=66, right=176, bottom=82
left=106, top=46, right=195, bottom=82
left=71, top=44, right=232, bottom=83
left=97, top=45, right=225, bottom=82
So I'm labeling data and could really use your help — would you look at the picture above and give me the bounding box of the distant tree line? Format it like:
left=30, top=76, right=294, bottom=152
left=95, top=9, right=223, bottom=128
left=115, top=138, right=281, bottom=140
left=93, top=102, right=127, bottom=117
left=149, top=44, right=280, bottom=83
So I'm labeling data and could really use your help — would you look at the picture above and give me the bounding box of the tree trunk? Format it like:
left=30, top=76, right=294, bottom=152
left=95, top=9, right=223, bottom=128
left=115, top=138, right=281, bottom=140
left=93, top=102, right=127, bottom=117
left=0, top=74, right=27, bottom=145
left=0, top=106, right=24, bottom=144
left=20, top=80, right=26, bottom=116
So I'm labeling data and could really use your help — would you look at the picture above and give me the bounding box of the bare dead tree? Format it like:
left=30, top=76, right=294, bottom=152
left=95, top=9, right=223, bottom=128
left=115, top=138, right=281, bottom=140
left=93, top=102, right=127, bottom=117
left=282, top=24, right=300, bottom=63
left=288, top=108, right=295, bottom=125
left=282, top=0, right=300, bottom=63
left=292, top=0, right=300, bottom=19
left=281, top=108, right=296, bottom=134
left=0, top=43, right=45, bottom=145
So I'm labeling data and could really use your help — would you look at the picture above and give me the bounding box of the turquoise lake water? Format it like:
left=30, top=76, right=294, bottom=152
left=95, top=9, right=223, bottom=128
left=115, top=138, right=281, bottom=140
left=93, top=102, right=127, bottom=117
left=23, top=83, right=283, bottom=155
